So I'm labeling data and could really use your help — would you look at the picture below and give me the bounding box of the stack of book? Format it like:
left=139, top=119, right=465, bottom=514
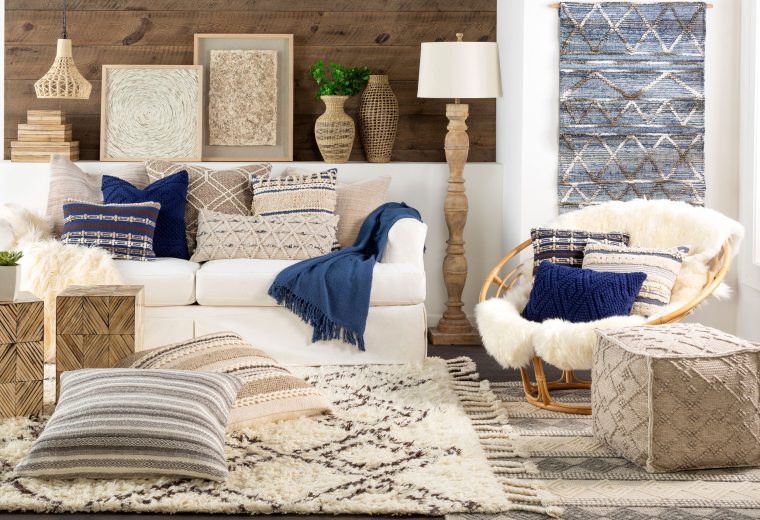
left=10, top=110, right=79, bottom=162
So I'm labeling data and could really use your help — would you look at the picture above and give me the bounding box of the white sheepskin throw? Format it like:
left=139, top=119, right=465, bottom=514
left=0, top=204, right=122, bottom=362
left=477, top=200, right=744, bottom=371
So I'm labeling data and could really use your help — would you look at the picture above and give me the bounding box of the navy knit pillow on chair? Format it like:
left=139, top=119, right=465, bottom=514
left=102, top=171, right=189, bottom=259
left=522, top=262, right=647, bottom=323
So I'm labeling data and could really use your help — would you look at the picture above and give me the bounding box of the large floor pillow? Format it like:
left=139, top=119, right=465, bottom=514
left=116, top=332, right=331, bottom=430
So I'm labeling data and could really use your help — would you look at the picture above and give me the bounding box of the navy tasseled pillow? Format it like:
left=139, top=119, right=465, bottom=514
left=102, top=171, right=189, bottom=259
left=522, top=262, right=647, bottom=323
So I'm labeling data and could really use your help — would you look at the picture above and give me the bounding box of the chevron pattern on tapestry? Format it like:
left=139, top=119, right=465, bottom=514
left=558, top=2, right=706, bottom=212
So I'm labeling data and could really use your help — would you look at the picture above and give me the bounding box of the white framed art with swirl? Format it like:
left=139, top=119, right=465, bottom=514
left=100, top=65, right=203, bottom=161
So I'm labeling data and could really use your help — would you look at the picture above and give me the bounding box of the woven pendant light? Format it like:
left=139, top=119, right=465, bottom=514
left=34, top=0, right=91, bottom=100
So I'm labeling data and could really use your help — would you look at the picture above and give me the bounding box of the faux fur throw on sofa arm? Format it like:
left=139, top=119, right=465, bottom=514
left=476, top=199, right=745, bottom=371
left=0, top=204, right=122, bottom=362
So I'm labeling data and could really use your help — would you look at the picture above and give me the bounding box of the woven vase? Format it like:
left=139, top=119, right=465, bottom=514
left=315, top=95, right=354, bottom=163
left=359, top=75, right=399, bottom=163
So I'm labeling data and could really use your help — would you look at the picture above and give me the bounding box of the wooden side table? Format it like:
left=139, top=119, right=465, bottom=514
left=0, top=293, right=44, bottom=417
left=56, top=285, right=144, bottom=397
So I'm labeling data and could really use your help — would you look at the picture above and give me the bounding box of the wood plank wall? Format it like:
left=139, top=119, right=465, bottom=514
left=4, top=1, right=496, bottom=162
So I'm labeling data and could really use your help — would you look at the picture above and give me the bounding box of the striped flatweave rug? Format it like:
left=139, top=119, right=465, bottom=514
left=558, top=2, right=706, bottom=212
left=449, top=381, right=760, bottom=519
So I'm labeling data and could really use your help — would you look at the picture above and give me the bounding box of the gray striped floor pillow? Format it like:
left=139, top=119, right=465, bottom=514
left=530, top=227, right=630, bottom=273
left=582, top=242, right=686, bottom=317
left=15, top=369, right=241, bottom=481
left=116, top=333, right=331, bottom=430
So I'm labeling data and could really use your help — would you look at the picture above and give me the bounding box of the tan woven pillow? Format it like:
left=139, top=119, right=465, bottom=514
left=145, top=159, right=271, bottom=252
left=191, top=209, right=338, bottom=262
left=47, top=154, right=149, bottom=236
left=335, top=177, right=390, bottom=247
left=116, top=332, right=331, bottom=430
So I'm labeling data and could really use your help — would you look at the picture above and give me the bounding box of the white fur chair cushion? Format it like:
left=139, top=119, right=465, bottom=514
left=477, top=200, right=744, bottom=371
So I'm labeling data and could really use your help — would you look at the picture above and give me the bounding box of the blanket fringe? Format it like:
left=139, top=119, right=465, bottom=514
left=444, top=356, right=562, bottom=518
left=269, top=286, right=365, bottom=350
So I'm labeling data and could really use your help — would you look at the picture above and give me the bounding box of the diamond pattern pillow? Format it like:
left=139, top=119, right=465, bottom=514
left=531, top=227, right=630, bottom=273
left=145, top=159, right=271, bottom=252
left=190, top=209, right=338, bottom=262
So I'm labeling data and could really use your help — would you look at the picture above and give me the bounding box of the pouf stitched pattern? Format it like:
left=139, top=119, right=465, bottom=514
left=592, top=323, right=760, bottom=473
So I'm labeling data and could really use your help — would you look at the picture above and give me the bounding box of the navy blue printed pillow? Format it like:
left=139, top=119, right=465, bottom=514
left=102, top=171, right=189, bottom=259
left=61, top=201, right=160, bottom=261
left=522, top=262, right=647, bottom=323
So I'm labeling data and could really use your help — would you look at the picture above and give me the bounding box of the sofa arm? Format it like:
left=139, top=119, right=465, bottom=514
left=381, top=218, right=427, bottom=269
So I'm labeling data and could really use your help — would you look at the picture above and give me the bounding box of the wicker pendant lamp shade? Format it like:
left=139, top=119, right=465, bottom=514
left=34, top=0, right=91, bottom=100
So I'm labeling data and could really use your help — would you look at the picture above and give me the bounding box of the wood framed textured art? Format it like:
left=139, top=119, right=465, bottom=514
left=194, top=34, right=294, bottom=161
left=100, top=65, right=203, bottom=162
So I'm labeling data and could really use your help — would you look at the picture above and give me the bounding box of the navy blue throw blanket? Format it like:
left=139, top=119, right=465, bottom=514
left=268, top=202, right=422, bottom=351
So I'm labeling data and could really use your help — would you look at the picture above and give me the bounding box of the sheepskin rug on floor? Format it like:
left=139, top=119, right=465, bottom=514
left=0, top=358, right=554, bottom=516
left=477, top=200, right=744, bottom=371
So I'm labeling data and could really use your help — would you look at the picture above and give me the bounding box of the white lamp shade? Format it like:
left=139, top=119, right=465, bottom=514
left=417, top=41, right=502, bottom=99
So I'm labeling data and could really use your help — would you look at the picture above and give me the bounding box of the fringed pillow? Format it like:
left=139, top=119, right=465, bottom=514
left=530, top=227, right=630, bottom=273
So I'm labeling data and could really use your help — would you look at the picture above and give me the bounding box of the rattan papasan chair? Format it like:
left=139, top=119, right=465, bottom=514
left=477, top=199, right=744, bottom=415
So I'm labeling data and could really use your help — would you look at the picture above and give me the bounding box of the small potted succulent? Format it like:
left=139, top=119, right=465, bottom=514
left=0, top=251, right=22, bottom=302
left=309, top=60, right=369, bottom=163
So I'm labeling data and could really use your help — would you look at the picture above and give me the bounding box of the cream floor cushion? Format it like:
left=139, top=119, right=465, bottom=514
left=114, top=258, right=200, bottom=306
left=195, top=258, right=426, bottom=307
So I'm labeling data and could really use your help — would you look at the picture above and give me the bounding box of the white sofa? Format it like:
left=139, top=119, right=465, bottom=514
left=115, top=218, right=429, bottom=366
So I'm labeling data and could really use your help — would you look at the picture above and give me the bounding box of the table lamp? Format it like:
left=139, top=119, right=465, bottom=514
left=418, top=33, right=502, bottom=345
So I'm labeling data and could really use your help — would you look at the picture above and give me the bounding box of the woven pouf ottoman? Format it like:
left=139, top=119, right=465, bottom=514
left=592, top=323, right=760, bottom=473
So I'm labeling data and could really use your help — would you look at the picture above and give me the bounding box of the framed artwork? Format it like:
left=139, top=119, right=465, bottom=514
left=194, top=34, right=294, bottom=161
left=100, top=65, right=203, bottom=162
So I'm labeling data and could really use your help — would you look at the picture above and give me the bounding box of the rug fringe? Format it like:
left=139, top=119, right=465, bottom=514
left=444, top=357, right=562, bottom=518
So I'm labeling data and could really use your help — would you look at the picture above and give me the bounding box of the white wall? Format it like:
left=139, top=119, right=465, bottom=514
left=497, top=0, right=743, bottom=333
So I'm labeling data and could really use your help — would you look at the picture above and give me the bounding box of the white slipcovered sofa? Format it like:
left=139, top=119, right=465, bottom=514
left=116, top=218, right=429, bottom=366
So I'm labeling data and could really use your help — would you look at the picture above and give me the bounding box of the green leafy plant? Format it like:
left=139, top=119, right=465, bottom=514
left=309, top=60, right=370, bottom=99
left=0, top=251, right=22, bottom=266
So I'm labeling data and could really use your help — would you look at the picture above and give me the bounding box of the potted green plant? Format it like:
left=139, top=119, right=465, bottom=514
left=309, top=60, right=369, bottom=163
left=0, top=251, right=23, bottom=302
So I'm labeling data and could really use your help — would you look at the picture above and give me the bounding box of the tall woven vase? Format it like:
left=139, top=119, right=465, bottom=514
left=315, top=95, right=354, bottom=163
left=359, top=75, right=399, bottom=163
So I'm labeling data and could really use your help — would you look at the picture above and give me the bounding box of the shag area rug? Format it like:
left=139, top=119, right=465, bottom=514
left=448, top=382, right=760, bottom=519
left=0, top=358, right=553, bottom=516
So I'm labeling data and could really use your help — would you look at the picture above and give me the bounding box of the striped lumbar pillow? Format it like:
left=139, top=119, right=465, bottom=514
left=582, top=242, right=686, bottom=317
left=116, top=332, right=331, bottom=430
left=60, top=200, right=161, bottom=261
left=15, top=368, right=241, bottom=481
left=530, top=227, right=630, bottom=273
left=251, top=168, right=337, bottom=218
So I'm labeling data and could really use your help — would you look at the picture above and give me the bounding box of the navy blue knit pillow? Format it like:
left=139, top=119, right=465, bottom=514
left=522, top=262, right=647, bottom=323
left=102, top=171, right=189, bottom=259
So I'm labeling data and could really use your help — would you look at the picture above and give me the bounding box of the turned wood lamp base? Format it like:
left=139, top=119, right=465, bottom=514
left=428, top=325, right=481, bottom=346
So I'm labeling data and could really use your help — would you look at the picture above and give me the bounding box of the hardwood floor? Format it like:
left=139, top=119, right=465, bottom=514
left=8, top=345, right=549, bottom=520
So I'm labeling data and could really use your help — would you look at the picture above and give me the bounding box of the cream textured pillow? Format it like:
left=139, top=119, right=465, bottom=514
left=335, top=177, right=390, bottom=247
left=47, top=154, right=149, bottom=236
left=116, top=332, right=331, bottom=430
left=283, top=168, right=390, bottom=248
left=15, top=368, right=241, bottom=481
left=145, top=159, right=271, bottom=252
left=191, top=208, right=338, bottom=262
left=251, top=168, right=337, bottom=217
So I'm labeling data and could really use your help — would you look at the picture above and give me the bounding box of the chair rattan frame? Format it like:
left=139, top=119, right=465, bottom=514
left=479, top=239, right=733, bottom=415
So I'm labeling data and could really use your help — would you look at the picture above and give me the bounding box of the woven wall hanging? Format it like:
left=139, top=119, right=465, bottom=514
left=558, top=2, right=706, bottom=212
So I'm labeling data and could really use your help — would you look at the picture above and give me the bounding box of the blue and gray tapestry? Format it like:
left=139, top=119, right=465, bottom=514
left=558, top=2, right=706, bottom=213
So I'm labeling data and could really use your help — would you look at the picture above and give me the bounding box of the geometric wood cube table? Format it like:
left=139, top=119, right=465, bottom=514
left=56, top=285, right=144, bottom=398
left=0, top=293, right=44, bottom=417
left=593, top=323, right=760, bottom=473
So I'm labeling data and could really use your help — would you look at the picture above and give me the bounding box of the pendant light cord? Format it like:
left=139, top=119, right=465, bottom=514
left=62, top=0, right=68, bottom=39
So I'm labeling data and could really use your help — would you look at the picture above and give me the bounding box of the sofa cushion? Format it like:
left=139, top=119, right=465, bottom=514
left=114, top=257, right=200, bottom=306
left=196, top=259, right=425, bottom=307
